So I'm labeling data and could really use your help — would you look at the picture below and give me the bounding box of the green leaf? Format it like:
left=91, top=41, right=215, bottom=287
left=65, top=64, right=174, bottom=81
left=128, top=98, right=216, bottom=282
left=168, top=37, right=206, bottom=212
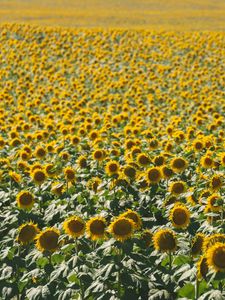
left=36, top=257, right=49, bottom=268
left=178, top=283, right=195, bottom=299
left=67, top=273, right=79, bottom=284
left=51, top=253, right=64, bottom=265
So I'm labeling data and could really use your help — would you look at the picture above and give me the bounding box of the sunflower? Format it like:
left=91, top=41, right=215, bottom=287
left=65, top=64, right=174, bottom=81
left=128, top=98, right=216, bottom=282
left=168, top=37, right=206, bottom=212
left=86, top=216, right=107, bottom=240
left=207, top=194, right=222, bottom=212
left=17, top=222, right=39, bottom=245
left=44, top=163, right=56, bottom=178
left=149, top=138, right=159, bottom=150
left=191, top=233, right=205, bottom=256
left=153, top=228, right=177, bottom=253
left=210, top=174, right=223, bottom=191
left=105, top=160, right=120, bottom=176
left=193, top=140, right=204, bottom=152
left=220, top=153, right=225, bottom=167
left=137, top=153, right=150, bottom=166
left=93, top=149, right=104, bottom=161
left=169, top=203, right=190, bottom=229
left=34, top=146, right=46, bottom=159
left=63, top=216, right=85, bottom=238
left=20, top=150, right=30, bottom=161
left=123, top=165, right=136, bottom=179
left=154, top=155, right=165, bottom=166
left=169, top=181, right=187, bottom=196
left=77, top=155, right=87, bottom=168
left=31, top=169, right=47, bottom=185
left=170, top=157, right=188, bottom=173
left=203, top=234, right=225, bottom=251
left=36, top=228, right=60, bottom=252
left=197, top=256, right=209, bottom=279
left=206, top=243, right=225, bottom=272
left=200, top=155, right=214, bottom=169
left=16, top=190, right=34, bottom=210
left=64, top=166, right=76, bottom=182
left=108, top=217, right=135, bottom=242
left=120, top=209, right=142, bottom=230
left=146, top=167, right=162, bottom=184
left=161, top=166, right=174, bottom=180
left=71, top=135, right=80, bottom=145
left=141, top=229, right=152, bottom=247
left=9, top=171, right=22, bottom=183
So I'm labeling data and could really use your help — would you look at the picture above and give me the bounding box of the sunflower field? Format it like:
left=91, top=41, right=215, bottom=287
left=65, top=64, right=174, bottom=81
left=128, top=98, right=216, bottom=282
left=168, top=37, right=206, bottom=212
left=0, top=23, right=225, bottom=300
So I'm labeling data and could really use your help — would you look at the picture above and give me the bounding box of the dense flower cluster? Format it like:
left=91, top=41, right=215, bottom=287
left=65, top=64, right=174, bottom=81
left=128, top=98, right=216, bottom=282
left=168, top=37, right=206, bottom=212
left=0, top=24, right=225, bottom=299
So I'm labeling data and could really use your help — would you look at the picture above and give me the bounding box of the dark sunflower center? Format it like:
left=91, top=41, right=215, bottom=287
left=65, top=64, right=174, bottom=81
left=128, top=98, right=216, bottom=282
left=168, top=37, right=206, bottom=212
left=68, top=220, right=84, bottom=233
left=172, top=182, right=185, bottom=194
left=213, top=248, right=225, bottom=268
left=158, top=233, right=176, bottom=251
left=20, top=193, right=33, bottom=205
left=34, top=171, right=45, bottom=181
left=109, top=163, right=118, bottom=172
left=40, top=231, right=59, bottom=251
left=90, top=220, right=105, bottom=235
left=19, top=225, right=36, bottom=242
left=114, top=219, right=132, bottom=236
left=173, top=209, right=187, bottom=226
left=148, top=169, right=160, bottom=181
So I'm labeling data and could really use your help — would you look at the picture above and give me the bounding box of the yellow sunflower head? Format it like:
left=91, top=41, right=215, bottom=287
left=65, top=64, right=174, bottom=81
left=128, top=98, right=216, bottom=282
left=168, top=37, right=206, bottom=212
left=77, top=155, right=87, bottom=168
left=200, top=155, right=214, bottom=169
left=161, top=166, right=174, bottom=180
left=206, top=243, right=225, bottom=272
left=86, top=216, right=107, bottom=241
left=203, top=234, right=225, bottom=252
left=169, top=203, right=190, bottom=229
left=170, top=157, right=188, bottom=173
left=63, top=216, right=85, bottom=238
left=105, top=160, right=120, bottom=176
left=108, top=217, right=135, bottom=242
left=64, top=166, right=76, bottom=182
left=197, top=256, right=209, bottom=279
left=31, top=169, right=47, bottom=185
left=207, top=194, right=222, bottom=212
left=36, top=228, right=60, bottom=252
left=146, top=167, right=162, bottom=184
left=137, top=153, right=150, bottom=166
left=191, top=233, right=205, bottom=256
left=141, top=229, right=152, bottom=247
left=17, top=222, right=39, bottom=245
left=123, top=165, right=136, bottom=180
left=93, top=149, right=104, bottom=161
left=44, top=163, right=56, bottom=178
left=120, top=209, right=142, bottom=230
left=169, top=181, right=187, bottom=196
left=153, top=228, right=177, bottom=253
left=16, top=190, right=34, bottom=210
left=210, top=175, right=223, bottom=191
left=9, top=171, right=22, bottom=183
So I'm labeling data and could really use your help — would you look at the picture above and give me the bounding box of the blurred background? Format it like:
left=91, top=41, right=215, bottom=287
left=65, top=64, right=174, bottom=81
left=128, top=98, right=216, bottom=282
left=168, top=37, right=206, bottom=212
left=0, top=0, right=224, bottom=30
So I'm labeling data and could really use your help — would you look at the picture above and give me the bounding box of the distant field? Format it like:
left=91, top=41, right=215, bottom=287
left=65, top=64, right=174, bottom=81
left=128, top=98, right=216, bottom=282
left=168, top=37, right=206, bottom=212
left=0, top=0, right=225, bottom=30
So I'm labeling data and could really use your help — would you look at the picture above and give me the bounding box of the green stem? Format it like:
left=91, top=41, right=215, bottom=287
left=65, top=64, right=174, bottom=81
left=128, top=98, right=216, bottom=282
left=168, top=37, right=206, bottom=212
left=195, top=277, right=199, bottom=300
left=117, top=247, right=123, bottom=298
left=66, top=180, right=69, bottom=194
left=169, top=251, right=172, bottom=274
